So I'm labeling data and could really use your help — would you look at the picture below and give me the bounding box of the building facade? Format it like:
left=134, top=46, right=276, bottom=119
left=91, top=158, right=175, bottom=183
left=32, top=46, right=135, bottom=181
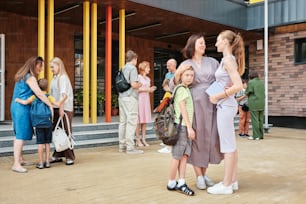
left=0, top=0, right=306, bottom=128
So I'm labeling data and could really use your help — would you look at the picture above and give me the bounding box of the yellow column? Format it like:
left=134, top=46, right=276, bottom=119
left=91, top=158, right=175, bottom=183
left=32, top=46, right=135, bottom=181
left=119, top=9, right=125, bottom=69
left=91, top=1, right=97, bottom=123
left=47, top=0, right=54, bottom=88
left=83, top=0, right=90, bottom=124
left=38, top=0, right=45, bottom=79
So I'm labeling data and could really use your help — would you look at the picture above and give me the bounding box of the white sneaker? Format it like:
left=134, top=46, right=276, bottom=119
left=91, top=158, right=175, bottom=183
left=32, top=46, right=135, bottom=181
left=196, top=176, right=206, bottom=190
left=126, top=149, right=144, bottom=154
left=207, top=182, right=233, bottom=195
left=160, top=142, right=165, bottom=146
left=158, top=146, right=171, bottom=153
left=248, top=136, right=254, bottom=140
left=204, top=175, right=215, bottom=187
left=232, top=181, right=239, bottom=191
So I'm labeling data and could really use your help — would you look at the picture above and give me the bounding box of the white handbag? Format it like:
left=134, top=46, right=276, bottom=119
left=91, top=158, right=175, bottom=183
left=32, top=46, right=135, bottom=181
left=52, top=113, right=75, bottom=152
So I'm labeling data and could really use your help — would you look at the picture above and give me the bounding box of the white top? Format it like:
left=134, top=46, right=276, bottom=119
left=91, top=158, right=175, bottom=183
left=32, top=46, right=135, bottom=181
left=50, top=74, right=74, bottom=112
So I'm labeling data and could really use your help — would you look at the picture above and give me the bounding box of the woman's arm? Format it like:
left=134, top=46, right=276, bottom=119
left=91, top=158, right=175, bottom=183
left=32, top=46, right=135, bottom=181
left=169, top=63, right=191, bottom=91
left=209, top=58, right=243, bottom=104
left=138, top=85, right=157, bottom=93
left=26, top=76, right=54, bottom=119
left=15, top=98, right=32, bottom=105
left=58, top=93, right=67, bottom=117
left=26, top=76, right=52, bottom=107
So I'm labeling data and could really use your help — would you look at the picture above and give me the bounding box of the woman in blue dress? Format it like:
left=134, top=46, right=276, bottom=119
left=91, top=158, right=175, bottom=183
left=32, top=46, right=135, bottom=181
left=11, top=56, right=53, bottom=173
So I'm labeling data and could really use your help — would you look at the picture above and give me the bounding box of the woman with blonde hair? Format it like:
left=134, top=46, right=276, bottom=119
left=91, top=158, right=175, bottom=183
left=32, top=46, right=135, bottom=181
left=11, top=56, right=53, bottom=173
left=136, top=61, right=156, bottom=147
left=49, top=57, right=75, bottom=165
left=207, top=30, right=245, bottom=194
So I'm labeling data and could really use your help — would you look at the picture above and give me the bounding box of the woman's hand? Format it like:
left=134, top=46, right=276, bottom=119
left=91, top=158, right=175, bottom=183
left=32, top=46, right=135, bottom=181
left=174, top=64, right=192, bottom=84
left=209, top=95, right=218, bottom=104
left=59, top=107, right=65, bottom=118
left=187, top=126, right=195, bottom=140
left=150, top=86, right=157, bottom=92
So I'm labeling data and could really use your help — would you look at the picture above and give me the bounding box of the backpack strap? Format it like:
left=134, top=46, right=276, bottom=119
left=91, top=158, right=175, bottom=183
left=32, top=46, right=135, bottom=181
left=171, top=84, right=185, bottom=125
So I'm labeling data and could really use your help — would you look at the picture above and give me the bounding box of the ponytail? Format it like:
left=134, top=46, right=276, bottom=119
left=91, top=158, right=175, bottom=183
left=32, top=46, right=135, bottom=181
left=220, top=30, right=245, bottom=76
left=232, top=33, right=245, bottom=76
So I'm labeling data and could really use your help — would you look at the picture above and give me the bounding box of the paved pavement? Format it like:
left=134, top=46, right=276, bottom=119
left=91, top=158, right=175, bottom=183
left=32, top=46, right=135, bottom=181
left=0, top=127, right=305, bottom=204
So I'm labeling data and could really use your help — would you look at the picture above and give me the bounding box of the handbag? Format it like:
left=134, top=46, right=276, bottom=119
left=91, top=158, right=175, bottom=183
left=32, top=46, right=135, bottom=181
left=52, top=113, right=75, bottom=152
left=242, top=103, right=249, bottom=112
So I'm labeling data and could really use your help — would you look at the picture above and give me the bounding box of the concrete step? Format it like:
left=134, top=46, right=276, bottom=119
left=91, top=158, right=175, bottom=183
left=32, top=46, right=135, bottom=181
left=0, top=134, right=157, bottom=156
left=0, top=115, right=251, bottom=156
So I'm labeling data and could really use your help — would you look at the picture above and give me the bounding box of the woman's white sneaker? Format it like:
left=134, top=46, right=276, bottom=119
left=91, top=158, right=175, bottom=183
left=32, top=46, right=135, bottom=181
left=232, top=181, right=239, bottom=191
left=207, top=182, right=233, bottom=195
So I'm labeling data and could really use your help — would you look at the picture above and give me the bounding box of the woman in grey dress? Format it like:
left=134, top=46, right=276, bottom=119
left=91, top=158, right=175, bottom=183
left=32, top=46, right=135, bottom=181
left=171, top=33, right=223, bottom=190
left=207, top=30, right=245, bottom=195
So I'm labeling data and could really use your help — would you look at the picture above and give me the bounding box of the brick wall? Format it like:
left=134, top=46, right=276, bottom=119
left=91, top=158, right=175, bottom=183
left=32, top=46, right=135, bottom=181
left=249, top=30, right=306, bottom=117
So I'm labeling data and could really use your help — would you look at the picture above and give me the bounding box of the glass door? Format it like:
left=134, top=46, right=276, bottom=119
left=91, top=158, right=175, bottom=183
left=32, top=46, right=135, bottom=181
left=0, top=34, right=5, bottom=121
left=153, top=48, right=182, bottom=107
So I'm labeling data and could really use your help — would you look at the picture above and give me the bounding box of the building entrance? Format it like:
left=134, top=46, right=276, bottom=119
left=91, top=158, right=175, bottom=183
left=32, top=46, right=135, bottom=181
left=73, top=35, right=119, bottom=115
left=153, top=48, right=182, bottom=108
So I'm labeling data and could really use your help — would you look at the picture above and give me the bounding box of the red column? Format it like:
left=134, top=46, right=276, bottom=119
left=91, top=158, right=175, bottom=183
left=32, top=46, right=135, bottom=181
left=105, top=5, right=112, bottom=122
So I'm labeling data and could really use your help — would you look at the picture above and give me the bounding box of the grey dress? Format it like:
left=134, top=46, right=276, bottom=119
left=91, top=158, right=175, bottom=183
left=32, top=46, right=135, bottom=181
left=172, top=57, right=223, bottom=168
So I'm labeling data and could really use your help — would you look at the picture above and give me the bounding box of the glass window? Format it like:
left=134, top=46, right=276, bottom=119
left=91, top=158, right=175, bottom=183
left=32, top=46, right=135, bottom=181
left=295, top=38, right=306, bottom=64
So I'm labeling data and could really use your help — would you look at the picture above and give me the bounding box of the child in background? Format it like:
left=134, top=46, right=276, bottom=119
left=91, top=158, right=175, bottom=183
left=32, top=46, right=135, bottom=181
left=157, top=79, right=172, bottom=153
left=235, top=79, right=250, bottom=137
left=167, top=66, right=195, bottom=196
left=15, top=78, right=65, bottom=169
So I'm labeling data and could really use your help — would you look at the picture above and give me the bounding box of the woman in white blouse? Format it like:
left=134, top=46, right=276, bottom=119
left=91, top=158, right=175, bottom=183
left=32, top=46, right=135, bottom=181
left=49, top=57, right=75, bottom=165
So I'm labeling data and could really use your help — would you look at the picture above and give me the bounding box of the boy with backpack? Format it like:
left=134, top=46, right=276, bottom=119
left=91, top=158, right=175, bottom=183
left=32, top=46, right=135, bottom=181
left=15, top=78, right=64, bottom=169
left=166, top=65, right=196, bottom=196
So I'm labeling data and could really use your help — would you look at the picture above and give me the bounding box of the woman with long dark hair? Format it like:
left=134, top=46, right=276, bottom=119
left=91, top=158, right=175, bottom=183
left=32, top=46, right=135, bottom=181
left=171, top=33, right=223, bottom=190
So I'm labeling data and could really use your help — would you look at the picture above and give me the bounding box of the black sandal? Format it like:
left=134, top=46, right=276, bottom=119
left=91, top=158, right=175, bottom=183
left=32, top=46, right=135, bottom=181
left=176, top=184, right=195, bottom=196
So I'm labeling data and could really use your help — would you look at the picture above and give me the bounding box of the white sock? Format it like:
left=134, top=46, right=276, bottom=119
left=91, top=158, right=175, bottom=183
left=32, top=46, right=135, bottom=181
left=178, top=178, right=186, bottom=187
left=168, top=180, right=177, bottom=188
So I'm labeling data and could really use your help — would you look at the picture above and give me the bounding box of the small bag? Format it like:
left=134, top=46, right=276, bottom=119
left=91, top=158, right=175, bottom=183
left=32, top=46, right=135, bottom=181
left=242, top=104, right=249, bottom=112
left=52, top=113, right=75, bottom=152
left=115, top=70, right=131, bottom=93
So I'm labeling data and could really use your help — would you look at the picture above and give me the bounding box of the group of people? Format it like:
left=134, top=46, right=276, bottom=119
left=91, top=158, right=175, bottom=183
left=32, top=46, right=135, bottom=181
left=165, top=30, right=263, bottom=196
left=118, top=50, right=157, bottom=154
left=11, top=56, right=75, bottom=173
left=10, top=30, right=265, bottom=197
left=117, top=30, right=265, bottom=196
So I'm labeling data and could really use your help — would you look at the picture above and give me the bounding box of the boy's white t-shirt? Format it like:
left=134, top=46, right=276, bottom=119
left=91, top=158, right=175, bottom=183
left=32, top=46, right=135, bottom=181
left=50, top=74, right=74, bottom=112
